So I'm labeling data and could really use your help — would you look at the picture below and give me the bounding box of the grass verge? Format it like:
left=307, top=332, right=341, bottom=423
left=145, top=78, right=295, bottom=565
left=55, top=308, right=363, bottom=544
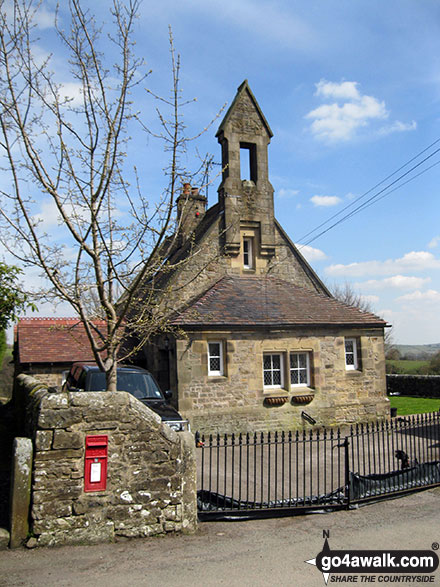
left=388, top=395, right=440, bottom=416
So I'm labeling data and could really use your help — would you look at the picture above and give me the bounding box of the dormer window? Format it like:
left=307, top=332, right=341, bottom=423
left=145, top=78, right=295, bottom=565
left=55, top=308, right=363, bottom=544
left=243, top=237, right=254, bottom=269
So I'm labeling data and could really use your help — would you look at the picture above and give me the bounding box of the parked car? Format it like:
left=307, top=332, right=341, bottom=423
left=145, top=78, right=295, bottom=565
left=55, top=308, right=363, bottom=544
left=63, top=362, right=189, bottom=432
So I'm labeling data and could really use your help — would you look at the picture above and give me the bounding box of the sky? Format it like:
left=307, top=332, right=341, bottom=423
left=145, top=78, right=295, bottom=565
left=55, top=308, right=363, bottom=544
left=3, top=0, right=440, bottom=345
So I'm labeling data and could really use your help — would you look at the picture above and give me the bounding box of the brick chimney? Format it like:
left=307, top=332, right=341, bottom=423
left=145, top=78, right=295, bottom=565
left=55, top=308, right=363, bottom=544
left=176, top=183, right=207, bottom=239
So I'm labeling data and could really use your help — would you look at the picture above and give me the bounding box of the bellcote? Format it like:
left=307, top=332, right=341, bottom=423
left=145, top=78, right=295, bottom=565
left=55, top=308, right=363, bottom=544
left=216, top=80, right=276, bottom=258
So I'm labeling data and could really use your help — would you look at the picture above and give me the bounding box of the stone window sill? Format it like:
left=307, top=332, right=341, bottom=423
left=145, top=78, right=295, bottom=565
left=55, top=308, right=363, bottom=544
left=263, top=389, right=288, bottom=398
left=290, top=387, right=314, bottom=396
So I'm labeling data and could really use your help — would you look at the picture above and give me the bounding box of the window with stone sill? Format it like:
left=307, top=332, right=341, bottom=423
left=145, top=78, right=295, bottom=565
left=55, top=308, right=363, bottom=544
left=345, top=337, right=361, bottom=371
left=263, top=353, right=284, bottom=388
left=290, top=352, right=311, bottom=387
left=208, top=341, right=224, bottom=377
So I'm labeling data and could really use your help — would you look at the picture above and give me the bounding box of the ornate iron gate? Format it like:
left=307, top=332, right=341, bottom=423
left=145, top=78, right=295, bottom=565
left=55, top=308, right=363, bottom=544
left=196, top=412, right=440, bottom=520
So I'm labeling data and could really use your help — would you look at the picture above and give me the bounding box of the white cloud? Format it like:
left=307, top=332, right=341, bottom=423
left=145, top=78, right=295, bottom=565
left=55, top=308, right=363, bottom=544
left=3, top=2, right=54, bottom=30
left=381, top=302, right=440, bottom=344
left=377, top=120, right=417, bottom=136
left=306, top=79, right=415, bottom=142
left=356, top=275, right=431, bottom=291
left=326, top=251, right=440, bottom=277
left=379, top=308, right=395, bottom=324
left=32, top=199, right=82, bottom=229
left=362, top=294, right=380, bottom=304
left=32, top=200, right=63, bottom=228
left=33, top=198, right=126, bottom=230
left=34, top=6, right=56, bottom=29
left=277, top=188, right=299, bottom=199
left=306, top=80, right=388, bottom=142
left=57, top=82, right=84, bottom=107
left=315, top=80, right=361, bottom=101
left=396, top=289, right=440, bottom=303
left=428, top=235, right=440, bottom=249
left=295, top=244, right=327, bottom=262
left=310, top=195, right=342, bottom=207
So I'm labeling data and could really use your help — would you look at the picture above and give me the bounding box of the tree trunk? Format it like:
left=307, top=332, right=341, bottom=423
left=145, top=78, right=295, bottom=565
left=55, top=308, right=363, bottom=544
left=106, top=359, right=118, bottom=392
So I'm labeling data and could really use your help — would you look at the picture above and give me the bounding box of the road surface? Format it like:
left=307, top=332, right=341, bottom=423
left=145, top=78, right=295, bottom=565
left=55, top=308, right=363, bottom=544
left=1, top=487, right=439, bottom=586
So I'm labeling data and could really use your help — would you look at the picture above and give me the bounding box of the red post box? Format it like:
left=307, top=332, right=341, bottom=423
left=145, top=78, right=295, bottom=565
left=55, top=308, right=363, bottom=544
left=84, top=435, right=108, bottom=492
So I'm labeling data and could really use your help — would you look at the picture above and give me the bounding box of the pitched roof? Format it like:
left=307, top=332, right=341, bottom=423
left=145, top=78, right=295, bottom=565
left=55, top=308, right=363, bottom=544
left=15, top=318, right=105, bottom=364
left=172, top=276, right=387, bottom=329
left=216, top=80, right=273, bottom=139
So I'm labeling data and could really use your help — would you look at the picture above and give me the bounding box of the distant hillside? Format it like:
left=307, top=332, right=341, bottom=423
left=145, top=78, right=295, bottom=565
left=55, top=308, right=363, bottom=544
left=393, top=343, right=440, bottom=360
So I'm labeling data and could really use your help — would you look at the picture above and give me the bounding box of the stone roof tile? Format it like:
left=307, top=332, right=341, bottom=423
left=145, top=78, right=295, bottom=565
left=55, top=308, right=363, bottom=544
left=172, top=276, right=387, bottom=328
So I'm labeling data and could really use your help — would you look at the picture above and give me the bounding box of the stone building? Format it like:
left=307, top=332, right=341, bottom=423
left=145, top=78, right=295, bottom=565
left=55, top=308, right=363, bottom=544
left=14, top=318, right=102, bottom=387
left=141, top=81, right=389, bottom=433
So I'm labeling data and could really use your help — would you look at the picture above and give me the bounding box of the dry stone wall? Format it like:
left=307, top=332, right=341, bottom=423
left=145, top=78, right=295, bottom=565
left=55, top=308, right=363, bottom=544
left=16, top=374, right=197, bottom=547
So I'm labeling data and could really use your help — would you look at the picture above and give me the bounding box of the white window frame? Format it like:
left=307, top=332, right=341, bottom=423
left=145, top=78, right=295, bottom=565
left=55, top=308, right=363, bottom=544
left=290, top=352, right=311, bottom=387
left=345, top=338, right=359, bottom=370
left=243, top=237, right=254, bottom=269
left=208, top=341, right=224, bottom=376
left=263, top=353, right=284, bottom=389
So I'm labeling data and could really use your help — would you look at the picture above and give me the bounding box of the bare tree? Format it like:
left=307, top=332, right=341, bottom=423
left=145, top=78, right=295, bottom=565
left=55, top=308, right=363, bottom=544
left=330, top=280, right=393, bottom=346
left=329, top=281, right=373, bottom=313
left=0, top=0, right=216, bottom=390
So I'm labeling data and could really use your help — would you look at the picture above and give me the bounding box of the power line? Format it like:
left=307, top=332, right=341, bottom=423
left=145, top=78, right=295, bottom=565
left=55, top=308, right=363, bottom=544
left=300, top=156, right=440, bottom=248
left=296, top=137, right=440, bottom=248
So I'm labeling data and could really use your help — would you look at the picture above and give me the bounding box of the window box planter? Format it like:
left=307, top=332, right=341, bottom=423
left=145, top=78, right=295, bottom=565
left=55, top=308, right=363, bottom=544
left=291, top=394, right=314, bottom=405
left=264, top=396, right=288, bottom=407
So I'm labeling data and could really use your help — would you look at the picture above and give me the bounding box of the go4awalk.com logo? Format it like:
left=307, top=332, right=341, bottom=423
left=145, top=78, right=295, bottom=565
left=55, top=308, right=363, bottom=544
left=305, top=532, right=439, bottom=585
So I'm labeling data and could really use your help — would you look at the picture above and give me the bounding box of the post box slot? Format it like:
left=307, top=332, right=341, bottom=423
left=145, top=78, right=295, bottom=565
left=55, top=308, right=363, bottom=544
left=85, top=435, right=108, bottom=448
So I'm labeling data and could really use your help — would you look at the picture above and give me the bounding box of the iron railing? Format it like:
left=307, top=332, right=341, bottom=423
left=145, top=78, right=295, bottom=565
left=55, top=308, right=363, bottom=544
left=195, top=411, right=440, bottom=519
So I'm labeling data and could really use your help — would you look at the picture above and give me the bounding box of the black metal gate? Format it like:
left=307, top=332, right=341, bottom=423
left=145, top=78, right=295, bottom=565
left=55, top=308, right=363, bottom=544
left=195, top=411, right=440, bottom=520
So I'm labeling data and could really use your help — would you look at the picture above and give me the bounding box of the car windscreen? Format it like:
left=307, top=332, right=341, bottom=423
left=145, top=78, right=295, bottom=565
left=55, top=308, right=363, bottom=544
left=88, top=371, right=164, bottom=400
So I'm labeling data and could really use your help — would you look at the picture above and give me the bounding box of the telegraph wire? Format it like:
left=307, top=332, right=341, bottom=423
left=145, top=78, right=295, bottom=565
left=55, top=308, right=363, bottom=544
left=341, top=157, right=440, bottom=218
left=296, top=136, right=440, bottom=244
left=299, top=156, right=440, bottom=248
left=296, top=138, right=440, bottom=249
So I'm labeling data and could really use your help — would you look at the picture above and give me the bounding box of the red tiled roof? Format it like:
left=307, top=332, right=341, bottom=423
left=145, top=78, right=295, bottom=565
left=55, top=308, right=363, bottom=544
left=15, top=318, right=106, bottom=364
left=172, top=276, right=387, bottom=328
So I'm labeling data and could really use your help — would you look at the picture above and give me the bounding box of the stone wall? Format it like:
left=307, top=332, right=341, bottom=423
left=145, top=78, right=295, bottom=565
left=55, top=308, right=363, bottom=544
left=15, top=364, right=68, bottom=388
left=176, top=328, right=389, bottom=434
left=154, top=216, right=325, bottom=324
left=15, top=374, right=197, bottom=547
left=387, top=374, right=440, bottom=398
